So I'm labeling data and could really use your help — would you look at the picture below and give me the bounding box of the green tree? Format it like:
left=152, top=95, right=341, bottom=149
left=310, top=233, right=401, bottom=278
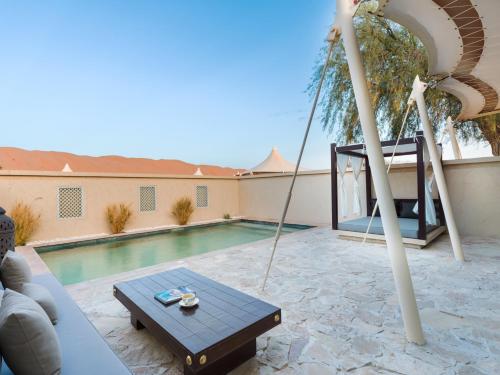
left=461, top=115, right=500, bottom=156
left=310, top=3, right=499, bottom=156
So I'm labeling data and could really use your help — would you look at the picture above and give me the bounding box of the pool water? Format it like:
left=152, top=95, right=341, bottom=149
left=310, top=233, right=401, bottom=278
left=37, top=221, right=306, bottom=285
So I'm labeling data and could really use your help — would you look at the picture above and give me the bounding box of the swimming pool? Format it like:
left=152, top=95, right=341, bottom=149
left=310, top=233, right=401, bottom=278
left=36, top=221, right=308, bottom=285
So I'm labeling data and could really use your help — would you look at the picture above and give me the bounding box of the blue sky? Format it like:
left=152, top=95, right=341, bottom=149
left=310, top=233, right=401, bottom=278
left=0, top=0, right=337, bottom=169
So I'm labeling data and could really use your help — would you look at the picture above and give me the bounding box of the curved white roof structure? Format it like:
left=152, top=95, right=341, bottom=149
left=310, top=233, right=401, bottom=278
left=242, top=147, right=297, bottom=175
left=377, top=0, right=500, bottom=120
left=193, top=167, right=203, bottom=176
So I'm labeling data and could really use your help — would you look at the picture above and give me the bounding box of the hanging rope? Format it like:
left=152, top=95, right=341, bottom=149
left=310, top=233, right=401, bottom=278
left=261, top=33, right=338, bottom=291
left=362, top=99, right=414, bottom=243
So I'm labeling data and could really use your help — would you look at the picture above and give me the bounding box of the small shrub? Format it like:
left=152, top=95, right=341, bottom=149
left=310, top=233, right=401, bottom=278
left=223, top=213, right=231, bottom=220
left=106, top=203, right=133, bottom=234
left=11, top=202, right=41, bottom=246
left=171, top=197, right=194, bottom=225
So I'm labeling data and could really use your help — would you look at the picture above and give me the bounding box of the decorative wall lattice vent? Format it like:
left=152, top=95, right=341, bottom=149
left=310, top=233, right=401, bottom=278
left=196, top=185, right=208, bottom=208
left=140, top=186, right=156, bottom=212
left=58, top=187, right=83, bottom=218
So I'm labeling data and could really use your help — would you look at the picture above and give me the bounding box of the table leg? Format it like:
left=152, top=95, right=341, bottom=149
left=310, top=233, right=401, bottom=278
left=184, top=338, right=256, bottom=375
left=131, top=314, right=144, bottom=330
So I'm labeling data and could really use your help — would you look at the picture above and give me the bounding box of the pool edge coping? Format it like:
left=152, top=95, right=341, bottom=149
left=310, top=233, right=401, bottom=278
left=34, top=218, right=313, bottom=253
left=31, top=217, right=243, bottom=251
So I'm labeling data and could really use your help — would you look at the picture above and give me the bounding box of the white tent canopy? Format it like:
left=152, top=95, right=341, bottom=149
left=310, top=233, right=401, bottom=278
left=377, top=0, right=500, bottom=120
left=61, top=163, right=72, bottom=172
left=242, top=147, right=298, bottom=175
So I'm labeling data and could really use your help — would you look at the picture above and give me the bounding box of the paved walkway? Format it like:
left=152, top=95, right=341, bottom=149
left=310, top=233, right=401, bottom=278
left=66, top=228, right=500, bottom=374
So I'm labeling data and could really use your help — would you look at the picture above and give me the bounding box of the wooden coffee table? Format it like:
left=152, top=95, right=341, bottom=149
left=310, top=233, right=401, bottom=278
left=113, top=268, right=281, bottom=374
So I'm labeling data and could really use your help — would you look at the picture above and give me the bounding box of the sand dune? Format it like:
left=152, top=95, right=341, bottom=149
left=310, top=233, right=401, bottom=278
left=0, top=147, right=242, bottom=176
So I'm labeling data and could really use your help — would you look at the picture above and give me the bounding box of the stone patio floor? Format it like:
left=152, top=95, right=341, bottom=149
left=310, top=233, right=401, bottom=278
left=66, top=227, right=500, bottom=374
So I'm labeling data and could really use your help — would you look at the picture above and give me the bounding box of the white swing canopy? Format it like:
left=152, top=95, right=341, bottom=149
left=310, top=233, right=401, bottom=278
left=377, top=0, right=500, bottom=120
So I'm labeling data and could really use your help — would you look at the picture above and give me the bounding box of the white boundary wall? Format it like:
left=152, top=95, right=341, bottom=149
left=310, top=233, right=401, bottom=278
left=0, top=157, right=498, bottom=241
left=0, top=171, right=239, bottom=242
left=239, top=157, right=500, bottom=238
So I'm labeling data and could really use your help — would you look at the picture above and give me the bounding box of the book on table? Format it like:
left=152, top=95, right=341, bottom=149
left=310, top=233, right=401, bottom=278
left=154, top=286, right=194, bottom=305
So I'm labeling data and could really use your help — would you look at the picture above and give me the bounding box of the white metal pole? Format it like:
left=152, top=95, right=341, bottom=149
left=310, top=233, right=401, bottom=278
left=262, top=39, right=337, bottom=291
left=335, top=0, right=425, bottom=345
left=446, top=116, right=463, bottom=160
left=412, top=76, right=465, bottom=261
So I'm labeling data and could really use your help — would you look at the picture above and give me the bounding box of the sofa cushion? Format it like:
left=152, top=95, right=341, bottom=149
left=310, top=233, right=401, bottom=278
left=20, top=283, right=58, bottom=324
left=0, top=251, right=32, bottom=291
left=0, top=289, right=61, bottom=375
left=400, top=201, right=419, bottom=219
left=0, top=273, right=131, bottom=375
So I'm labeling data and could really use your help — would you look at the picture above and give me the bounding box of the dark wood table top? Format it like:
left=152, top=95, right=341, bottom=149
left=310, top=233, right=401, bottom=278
left=113, top=268, right=280, bottom=357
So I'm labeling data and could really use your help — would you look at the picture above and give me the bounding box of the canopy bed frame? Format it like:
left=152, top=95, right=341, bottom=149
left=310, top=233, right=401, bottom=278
left=331, top=131, right=446, bottom=248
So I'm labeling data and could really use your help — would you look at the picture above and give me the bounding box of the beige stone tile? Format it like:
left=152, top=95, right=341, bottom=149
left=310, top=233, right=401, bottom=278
left=58, top=229, right=500, bottom=374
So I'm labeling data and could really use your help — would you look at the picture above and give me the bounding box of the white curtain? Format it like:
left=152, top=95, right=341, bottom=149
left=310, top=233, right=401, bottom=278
left=413, top=144, right=437, bottom=225
left=337, top=154, right=349, bottom=218
left=351, top=157, right=363, bottom=216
